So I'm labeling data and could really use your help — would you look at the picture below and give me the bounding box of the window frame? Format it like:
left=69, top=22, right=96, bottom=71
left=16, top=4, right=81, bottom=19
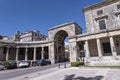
left=98, top=19, right=107, bottom=30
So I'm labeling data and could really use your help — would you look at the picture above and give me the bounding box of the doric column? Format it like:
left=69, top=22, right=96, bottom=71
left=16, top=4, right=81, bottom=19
left=6, top=46, right=10, bottom=61
left=96, top=38, right=102, bottom=57
left=49, top=43, right=55, bottom=64
left=25, top=48, right=28, bottom=61
left=85, top=40, right=90, bottom=58
left=41, top=47, right=44, bottom=59
left=33, top=47, right=36, bottom=61
left=15, top=47, right=19, bottom=61
left=110, top=36, right=117, bottom=57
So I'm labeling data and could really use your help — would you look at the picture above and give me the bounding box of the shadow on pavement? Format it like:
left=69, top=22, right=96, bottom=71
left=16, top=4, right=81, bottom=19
left=64, top=74, right=104, bottom=80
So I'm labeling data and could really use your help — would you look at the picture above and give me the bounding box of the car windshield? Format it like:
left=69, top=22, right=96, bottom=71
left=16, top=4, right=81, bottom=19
left=9, top=62, right=15, bottom=63
left=20, top=61, right=27, bottom=62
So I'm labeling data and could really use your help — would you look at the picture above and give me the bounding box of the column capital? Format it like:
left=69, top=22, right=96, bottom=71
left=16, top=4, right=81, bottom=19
left=109, top=35, right=114, bottom=37
left=96, top=38, right=100, bottom=41
left=16, top=46, right=20, bottom=48
left=85, top=39, right=89, bottom=41
left=96, top=37, right=100, bottom=39
left=26, top=46, right=28, bottom=48
left=34, top=47, right=37, bottom=48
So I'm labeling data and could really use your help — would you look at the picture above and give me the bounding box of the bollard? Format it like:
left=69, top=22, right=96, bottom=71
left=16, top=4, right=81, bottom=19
left=58, top=64, right=60, bottom=68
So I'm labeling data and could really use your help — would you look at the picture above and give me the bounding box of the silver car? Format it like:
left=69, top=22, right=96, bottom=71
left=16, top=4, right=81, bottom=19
left=18, top=61, right=30, bottom=68
left=0, top=62, right=5, bottom=70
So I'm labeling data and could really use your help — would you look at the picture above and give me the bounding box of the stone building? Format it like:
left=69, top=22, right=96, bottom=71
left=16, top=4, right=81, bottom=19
left=12, top=30, right=47, bottom=42
left=0, top=0, right=120, bottom=66
left=80, top=0, right=120, bottom=65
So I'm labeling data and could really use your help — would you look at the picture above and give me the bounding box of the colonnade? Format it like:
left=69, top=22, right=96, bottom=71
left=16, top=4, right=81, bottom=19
left=85, top=36, right=117, bottom=58
left=5, top=46, right=48, bottom=61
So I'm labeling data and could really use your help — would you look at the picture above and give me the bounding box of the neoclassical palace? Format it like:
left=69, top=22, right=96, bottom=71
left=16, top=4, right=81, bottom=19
left=0, top=0, right=120, bottom=66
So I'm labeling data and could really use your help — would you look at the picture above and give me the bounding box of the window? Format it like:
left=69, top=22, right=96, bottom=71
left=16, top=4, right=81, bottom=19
left=97, top=10, right=103, bottom=15
left=117, top=4, right=120, bottom=10
left=102, top=42, right=111, bottom=53
left=99, top=20, right=106, bottom=30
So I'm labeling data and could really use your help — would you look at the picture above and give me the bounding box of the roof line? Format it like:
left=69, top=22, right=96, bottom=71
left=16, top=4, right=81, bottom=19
left=48, top=21, right=82, bottom=31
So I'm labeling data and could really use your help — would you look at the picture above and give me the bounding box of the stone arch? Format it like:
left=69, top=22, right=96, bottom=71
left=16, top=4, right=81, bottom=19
left=54, top=30, right=68, bottom=42
left=53, top=29, right=70, bottom=39
left=54, top=30, right=69, bottom=62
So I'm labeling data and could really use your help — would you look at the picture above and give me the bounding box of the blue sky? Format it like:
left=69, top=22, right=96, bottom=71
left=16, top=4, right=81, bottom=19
left=0, top=0, right=102, bottom=37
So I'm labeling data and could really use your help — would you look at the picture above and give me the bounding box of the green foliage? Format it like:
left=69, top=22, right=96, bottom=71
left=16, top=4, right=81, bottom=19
left=2, top=60, right=16, bottom=67
left=71, top=61, right=84, bottom=67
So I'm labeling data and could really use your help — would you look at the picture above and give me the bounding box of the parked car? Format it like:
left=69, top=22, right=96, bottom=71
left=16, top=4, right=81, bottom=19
left=45, top=59, right=51, bottom=64
left=36, top=59, right=51, bottom=66
left=18, top=61, right=30, bottom=68
left=6, top=61, right=17, bottom=69
left=0, top=62, right=5, bottom=70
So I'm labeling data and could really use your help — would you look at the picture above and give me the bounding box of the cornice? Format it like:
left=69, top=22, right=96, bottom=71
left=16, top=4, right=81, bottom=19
left=69, top=27, right=120, bottom=39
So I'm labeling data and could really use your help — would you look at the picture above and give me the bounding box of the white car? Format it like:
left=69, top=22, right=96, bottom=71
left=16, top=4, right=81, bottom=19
left=0, top=62, right=5, bottom=70
left=18, top=61, right=30, bottom=68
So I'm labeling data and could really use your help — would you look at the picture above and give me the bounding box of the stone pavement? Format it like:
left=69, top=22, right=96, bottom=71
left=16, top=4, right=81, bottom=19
left=29, top=67, right=120, bottom=80
left=8, top=63, right=70, bottom=80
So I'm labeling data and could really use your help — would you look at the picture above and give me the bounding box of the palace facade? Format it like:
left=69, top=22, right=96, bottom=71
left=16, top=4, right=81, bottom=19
left=0, top=0, right=120, bottom=66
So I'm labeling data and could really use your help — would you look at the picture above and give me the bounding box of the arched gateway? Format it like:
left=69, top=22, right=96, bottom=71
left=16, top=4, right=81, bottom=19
left=48, top=22, right=82, bottom=63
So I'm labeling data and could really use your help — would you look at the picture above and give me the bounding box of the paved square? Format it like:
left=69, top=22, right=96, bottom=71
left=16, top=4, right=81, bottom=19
left=30, top=67, right=120, bottom=80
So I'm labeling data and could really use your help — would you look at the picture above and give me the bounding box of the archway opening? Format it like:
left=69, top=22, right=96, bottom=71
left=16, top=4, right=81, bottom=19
left=64, top=37, right=70, bottom=62
left=54, top=30, right=69, bottom=63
